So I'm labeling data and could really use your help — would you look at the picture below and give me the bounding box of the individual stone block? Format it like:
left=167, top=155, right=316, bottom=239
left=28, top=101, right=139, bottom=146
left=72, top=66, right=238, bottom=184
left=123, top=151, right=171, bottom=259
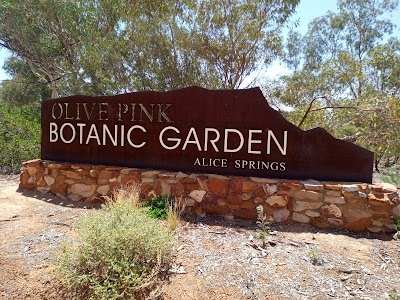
left=161, top=181, right=171, bottom=196
left=346, top=197, right=366, bottom=208
left=320, top=204, right=342, bottom=218
left=358, top=192, right=367, bottom=198
left=282, top=181, right=302, bottom=190
left=64, top=179, right=76, bottom=185
left=69, top=194, right=83, bottom=202
left=327, top=218, right=344, bottom=227
left=241, top=193, right=252, bottom=201
left=70, top=183, right=96, bottom=198
left=37, top=178, right=47, bottom=187
left=50, top=183, right=68, bottom=196
left=97, top=185, right=110, bottom=195
left=227, top=193, right=242, bottom=204
left=217, top=198, right=227, bottom=206
left=171, top=183, right=184, bottom=196
left=367, top=226, right=384, bottom=233
left=202, top=195, right=230, bottom=215
left=293, top=201, right=323, bottom=212
left=253, top=186, right=266, bottom=197
left=301, top=179, right=324, bottom=191
left=233, top=209, right=257, bottom=219
left=326, top=190, right=342, bottom=197
left=324, top=195, right=345, bottom=204
left=292, top=212, right=310, bottom=223
left=189, top=190, right=207, bottom=203
left=368, top=193, right=390, bottom=202
left=342, top=185, right=359, bottom=192
left=196, top=177, right=209, bottom=192
left=263, top=184, right=278, bottom=195
left=254, top=197, right=264, bottom=203
left=381, top=182, right=397, bottom=193
left=141, top=170, right=160, bottom=178
left=242, top=180, right=257, bottom=193
left=294, top=190, right=322, bottom=201
left=27, top=166, right=37, bottom=176
left=207, top=174, right=230, bottom=180
left=273, top=208, right=290, bottom=223
left=265, top=195, right=287, bottom=208
left=208, top=179, right=228, bottom=195
left=120, top=168, right=132, bottom=175
left=89, top=170, right=98, bottom=177
left=342, top=191, right=359, bottom=199
left=305, top=210, right=320, bottom=218
left=37, top=187, right=50, bottom=194
left=65, top=171, right=82, bottom=180
left=229, top=179, right=242, bottom=194
left=185, top=198, right=195, bottom=207
left=342, top=207, right=372, bottom=220
left=324, top=183, right=343, bottom=190
left=392, top=204, right=400, bottom=219
left=250, top=177, right=278, bottom=184
left=240, top=201, right=256, bottom=209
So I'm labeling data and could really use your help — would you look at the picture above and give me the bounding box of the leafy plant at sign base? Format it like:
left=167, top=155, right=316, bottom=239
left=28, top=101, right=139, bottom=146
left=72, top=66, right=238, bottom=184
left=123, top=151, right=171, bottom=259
left=256, top=205, right=271, bottom=248
left=308, top=250, right=321, bottom=266
left=54, top=185, right=177, bottom=299
left=144, top=195, right=173, bottom=219
left=395, top=219, right=400, bottom=233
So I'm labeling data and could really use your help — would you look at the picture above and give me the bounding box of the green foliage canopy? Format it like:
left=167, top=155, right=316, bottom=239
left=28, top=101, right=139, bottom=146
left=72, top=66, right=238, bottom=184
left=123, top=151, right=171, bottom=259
left=0, top=0, right=300, bottom=98
left=267, top=0, right=400, bottom=167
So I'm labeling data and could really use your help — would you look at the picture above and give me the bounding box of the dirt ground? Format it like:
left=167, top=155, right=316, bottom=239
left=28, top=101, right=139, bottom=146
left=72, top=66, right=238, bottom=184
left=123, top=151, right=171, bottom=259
left=0, top=175, right=399, bottom=300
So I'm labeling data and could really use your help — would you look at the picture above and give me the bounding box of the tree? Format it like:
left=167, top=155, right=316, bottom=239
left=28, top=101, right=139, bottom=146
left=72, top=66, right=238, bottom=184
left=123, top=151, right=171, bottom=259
left=0, top=0, right=300, bottom=98
left=267, top=0, right=400, bottom=168
left=0, top=57, right=51, bottom=104
left=188, top=0, right=299, bottom=89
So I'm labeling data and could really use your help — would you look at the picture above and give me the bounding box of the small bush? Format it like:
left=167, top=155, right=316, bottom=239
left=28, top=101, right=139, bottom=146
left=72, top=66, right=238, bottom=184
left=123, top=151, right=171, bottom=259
left=0, top=102, right=40, bottom=173
left=378, top=166, right=400, bottom=187
left=144, top=195, right=172, bottom=219
left=395, top=219, right=400, bottom=233
left=256, top=205, right=271, bottom=248
left=55, top=185, right=177, bottom=299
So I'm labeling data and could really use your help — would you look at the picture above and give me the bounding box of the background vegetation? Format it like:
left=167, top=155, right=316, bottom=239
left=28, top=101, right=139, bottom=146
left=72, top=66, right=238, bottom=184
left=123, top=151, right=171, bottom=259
left=0, top=0, right=399, bottom=177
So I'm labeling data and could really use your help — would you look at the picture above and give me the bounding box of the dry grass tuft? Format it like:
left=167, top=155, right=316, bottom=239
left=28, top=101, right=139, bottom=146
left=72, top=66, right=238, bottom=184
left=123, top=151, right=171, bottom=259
left=104, top=182, right=142, bottom=209
left=167, top=196, right=186, bottom=231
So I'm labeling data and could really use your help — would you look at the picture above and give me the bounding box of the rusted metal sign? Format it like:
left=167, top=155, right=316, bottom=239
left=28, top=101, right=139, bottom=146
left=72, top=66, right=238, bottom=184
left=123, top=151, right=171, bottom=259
left=41, top=87, right=374, bottom=182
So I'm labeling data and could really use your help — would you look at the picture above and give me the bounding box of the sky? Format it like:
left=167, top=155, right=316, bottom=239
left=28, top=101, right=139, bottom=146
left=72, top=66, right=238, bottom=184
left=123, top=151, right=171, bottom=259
left=0, top=0, right=399, bottom=82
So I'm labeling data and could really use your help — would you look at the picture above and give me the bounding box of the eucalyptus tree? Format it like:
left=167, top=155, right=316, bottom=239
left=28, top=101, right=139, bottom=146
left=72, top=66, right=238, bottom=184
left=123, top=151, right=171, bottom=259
left=0, top=0, right=299, bottom=99
left=268, top=0, right=400, bottom=167
left=188, top=0, right=299, bottom=89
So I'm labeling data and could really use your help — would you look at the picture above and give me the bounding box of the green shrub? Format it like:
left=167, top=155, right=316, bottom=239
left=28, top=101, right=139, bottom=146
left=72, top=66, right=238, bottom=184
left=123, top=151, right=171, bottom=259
left=395, top=219, right=400, bottom=233
left=390, top=290, right=400, bottom=300
left=55, top=186, right=177, bottom=299
left=378, top=166, right=400, bottom=188
left=144, top=195, right=173, bottom=219
left=0, top=102, right=40, bottom=173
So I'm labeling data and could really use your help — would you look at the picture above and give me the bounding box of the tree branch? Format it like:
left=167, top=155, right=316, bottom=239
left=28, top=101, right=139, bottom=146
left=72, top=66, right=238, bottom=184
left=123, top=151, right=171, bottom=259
left=297, top=96, right=326, bottom=128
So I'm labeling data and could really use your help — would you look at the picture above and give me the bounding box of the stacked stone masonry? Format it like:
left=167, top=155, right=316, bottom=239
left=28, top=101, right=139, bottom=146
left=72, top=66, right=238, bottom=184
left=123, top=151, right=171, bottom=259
left=20, top=159, right=400, bottom=233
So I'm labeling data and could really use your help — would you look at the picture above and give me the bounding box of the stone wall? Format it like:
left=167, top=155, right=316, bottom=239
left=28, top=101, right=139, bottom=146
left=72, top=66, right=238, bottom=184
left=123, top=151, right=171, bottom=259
left=20, top=159, right=400, bottom=233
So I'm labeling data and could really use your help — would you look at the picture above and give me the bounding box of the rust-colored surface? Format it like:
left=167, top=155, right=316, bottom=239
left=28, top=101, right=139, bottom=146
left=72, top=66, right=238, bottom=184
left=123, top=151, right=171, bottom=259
left=41, top=87, right=373, bottom=182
